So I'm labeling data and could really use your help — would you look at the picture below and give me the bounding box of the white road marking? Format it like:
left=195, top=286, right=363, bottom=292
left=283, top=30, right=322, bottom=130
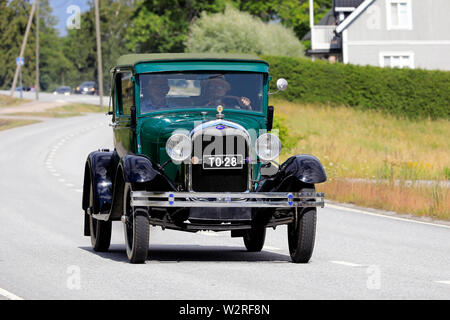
left=330, top=260, right=364, bottom=267
left=264, top=246, right=284, bottom=252
left=326, top=203, right=450, bottom=229
left=66, top=183, right=74, bottom=187
left=435, top=281, right=450, bottom=285
left=198, top=231, right=222, bottom=237
left=52, top=173, right=60, bottom=177
left=0, top=287, right=24, bottom=300
left=75, top=189, right=83, bottom=193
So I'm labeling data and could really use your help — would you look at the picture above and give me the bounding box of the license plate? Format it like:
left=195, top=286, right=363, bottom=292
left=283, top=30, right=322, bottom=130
left=202, top=155, right=243, bottom=169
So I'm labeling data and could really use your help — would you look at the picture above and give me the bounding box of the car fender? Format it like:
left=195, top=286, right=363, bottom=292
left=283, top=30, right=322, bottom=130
left=82, top=150, right=114, bottom=215
left=279, top=154, right=327, bottom=184
left=257, top=154, right=326, bottom=193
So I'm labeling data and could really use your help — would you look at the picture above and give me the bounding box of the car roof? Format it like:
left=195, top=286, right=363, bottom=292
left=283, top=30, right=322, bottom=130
left=115, top=53, right=268, bottom=68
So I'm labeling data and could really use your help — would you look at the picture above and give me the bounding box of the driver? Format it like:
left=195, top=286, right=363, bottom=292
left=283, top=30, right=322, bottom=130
left=141, top=76, right=171, bottom=112
left=203, top=78, right=251, bottom=110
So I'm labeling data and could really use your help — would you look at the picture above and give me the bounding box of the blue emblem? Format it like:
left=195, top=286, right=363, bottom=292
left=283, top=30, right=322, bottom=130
left=216, top=125, right=225, bottom=130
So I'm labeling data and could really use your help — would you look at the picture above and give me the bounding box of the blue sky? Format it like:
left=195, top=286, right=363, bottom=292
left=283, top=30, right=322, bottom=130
left=49, top=0, right=90, bottom=36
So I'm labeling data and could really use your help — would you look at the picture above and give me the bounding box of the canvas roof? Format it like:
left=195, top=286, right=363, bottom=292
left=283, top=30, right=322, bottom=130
left=115, top=53, right=268, bottom=68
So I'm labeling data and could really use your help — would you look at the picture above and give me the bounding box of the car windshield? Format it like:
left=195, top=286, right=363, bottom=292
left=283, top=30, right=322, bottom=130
left=82, top=82, right=95, bottom=86
left=139, top=72, right=264, bottom=114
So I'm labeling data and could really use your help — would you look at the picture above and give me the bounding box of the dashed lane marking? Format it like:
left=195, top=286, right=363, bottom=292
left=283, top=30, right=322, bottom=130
left=435, top=281, right=450, bottom=286
left=330, top=260, right=365, bottom=267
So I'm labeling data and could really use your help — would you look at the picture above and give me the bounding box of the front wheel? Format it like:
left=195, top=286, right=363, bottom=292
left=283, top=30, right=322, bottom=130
left=288, top=207, right=317, bottom=263
left=123, top=183, right=149, bottom=264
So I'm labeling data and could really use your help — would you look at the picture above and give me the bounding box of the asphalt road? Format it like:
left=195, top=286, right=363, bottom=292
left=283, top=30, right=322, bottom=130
left=0, top=113, right=449, bottom=300
left=0, top=90, right=108, bottom=106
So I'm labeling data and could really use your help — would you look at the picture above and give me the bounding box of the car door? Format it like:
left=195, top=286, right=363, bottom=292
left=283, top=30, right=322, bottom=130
left=113, top=71, right=135, bottom=158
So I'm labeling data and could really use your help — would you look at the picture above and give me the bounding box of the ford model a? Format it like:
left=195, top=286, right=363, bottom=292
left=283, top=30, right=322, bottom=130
left=82, top=53, right=326, bottom=264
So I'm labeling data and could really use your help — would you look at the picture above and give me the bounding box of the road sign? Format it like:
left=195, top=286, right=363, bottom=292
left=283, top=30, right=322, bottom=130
left=16, top=57, right=24, bottom=66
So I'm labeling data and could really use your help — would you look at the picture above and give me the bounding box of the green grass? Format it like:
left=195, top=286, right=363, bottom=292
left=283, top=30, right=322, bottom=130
left=0, top=95, right=30, bottom=107
left=272, top=98, right=450, bottom=181
left=9, top=103, right=106, bottom=118
left=271, top=98, right=450, bottom=220
left=0, top=119, right=40, bottom=131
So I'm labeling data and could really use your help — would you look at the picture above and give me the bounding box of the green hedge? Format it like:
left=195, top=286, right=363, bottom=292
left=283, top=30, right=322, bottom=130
left=263, top=55, right=450, bottom=119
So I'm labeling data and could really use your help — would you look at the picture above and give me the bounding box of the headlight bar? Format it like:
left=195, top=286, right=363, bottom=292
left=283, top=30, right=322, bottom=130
left=131, top=191, right=325, bottom=208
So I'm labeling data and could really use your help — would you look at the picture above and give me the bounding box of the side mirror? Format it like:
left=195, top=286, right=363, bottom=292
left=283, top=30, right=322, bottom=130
left=130, top=105, right=137, bottom=133
left=269, top=78, right=288, bottom=95
left=267, top=106, right=274, bottom=132
left=276, top=78, right=288, bottom=91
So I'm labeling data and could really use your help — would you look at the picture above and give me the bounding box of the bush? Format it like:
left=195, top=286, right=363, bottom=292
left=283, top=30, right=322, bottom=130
left=185, top=6, right=304, bottom=57
left=263, top=55, right=450, bottom=119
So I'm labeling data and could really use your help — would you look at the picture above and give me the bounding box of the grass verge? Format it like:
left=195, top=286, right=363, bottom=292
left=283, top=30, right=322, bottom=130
left=0, top=95, right=30, bottom=107
left=9, top=103, right=106, bottom=118
left=272, top=98, right=450, bottom=220
left=0, top=119, right=40, bottom=131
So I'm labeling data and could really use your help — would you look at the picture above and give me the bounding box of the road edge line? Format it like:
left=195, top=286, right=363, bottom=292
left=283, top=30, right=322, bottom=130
left=325, top=203, right=450, bottom=229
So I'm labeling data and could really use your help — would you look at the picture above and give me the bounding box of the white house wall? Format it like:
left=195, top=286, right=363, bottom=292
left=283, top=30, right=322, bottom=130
left=345, top=0, right=450, bottom=70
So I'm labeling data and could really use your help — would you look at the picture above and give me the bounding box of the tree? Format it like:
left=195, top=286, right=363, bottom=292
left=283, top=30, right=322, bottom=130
left=237, top=0, right=332, bottom=40
left=125, top=0, right=226, bottom=53
left=185, top=6, right=304, bottom=57
left=62, top=0, right=135, bottom=92
left=0, top=0, right=36, bottom=89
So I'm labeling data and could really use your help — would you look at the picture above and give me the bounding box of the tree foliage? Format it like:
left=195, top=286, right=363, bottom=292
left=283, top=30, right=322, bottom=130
left=125, top=0, right=226, bottom=53
left=0, top=0, right=36, bottom=89
left=62, top=0, right=135, bottom=92
left=237, top=0, right=332, bottom=40
left=186, top=6, right=304, bottom=57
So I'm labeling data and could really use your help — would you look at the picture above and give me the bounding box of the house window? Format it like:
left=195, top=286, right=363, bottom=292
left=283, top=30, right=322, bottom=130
left=380, top=52, right=414, bottom=68
left=386, top=0, right=412, bottom=30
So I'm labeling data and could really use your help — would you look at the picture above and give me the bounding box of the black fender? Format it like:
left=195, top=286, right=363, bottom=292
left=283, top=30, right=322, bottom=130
left=279, top=154, right=327, bottom=184
left=107, top=154, right=177, bottom=221
left=82, top=150, right=114, bottom=214
left=257, top=154, right=326, bottom=192
left=82, top=150, right=115, bottom=236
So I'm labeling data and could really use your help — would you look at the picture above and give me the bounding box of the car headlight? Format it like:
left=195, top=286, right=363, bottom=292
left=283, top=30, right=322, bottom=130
left=166, top=134, right=192, bottom=162
left=255, top=133, right=281, bottom=161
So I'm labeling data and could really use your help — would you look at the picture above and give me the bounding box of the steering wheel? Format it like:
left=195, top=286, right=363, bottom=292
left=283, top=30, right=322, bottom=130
left=206, top=96, right=252, bottom=110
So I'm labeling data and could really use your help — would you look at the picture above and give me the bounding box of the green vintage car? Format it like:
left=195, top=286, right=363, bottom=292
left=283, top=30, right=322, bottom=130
left=82, top=53, right=326, bottom=264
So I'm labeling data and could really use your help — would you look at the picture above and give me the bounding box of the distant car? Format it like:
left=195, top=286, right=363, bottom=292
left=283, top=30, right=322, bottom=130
left=75, top=81, right=97, bottom=95
left=15, top=86, right=31, bottom=92
left=53, top=86, right=72, bottom=96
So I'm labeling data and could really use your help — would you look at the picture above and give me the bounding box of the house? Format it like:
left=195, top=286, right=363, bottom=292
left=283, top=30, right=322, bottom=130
left=305, top=0, right=450, bottom=71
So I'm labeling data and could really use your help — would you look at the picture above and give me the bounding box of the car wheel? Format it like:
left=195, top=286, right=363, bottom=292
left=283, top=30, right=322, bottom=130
left=123, top=183, right=149, bottom=263
left=287, top=188, right=317, bottom=263
left=88, top=181, right=112, bottom=252
left=243, top=227, right=266, bottom=252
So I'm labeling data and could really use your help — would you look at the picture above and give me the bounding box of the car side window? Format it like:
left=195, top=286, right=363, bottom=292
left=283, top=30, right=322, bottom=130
left=120, top=72, right=133, bottom=116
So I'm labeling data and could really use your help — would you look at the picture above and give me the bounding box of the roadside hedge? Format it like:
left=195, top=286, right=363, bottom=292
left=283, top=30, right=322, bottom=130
left=263, top=55, right=450, bottom=119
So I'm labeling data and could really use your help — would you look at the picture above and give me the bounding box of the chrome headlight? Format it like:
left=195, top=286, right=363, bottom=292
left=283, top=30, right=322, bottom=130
left=165, top=134, right=192, bottom=162
left=255, top=133, right=281, bottom=161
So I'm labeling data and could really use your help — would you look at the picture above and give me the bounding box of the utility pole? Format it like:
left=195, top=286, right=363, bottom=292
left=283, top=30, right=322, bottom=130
left=94, top=0, right=103, bottom=108
left=10, top=0, right=37, bottom=96
left=35, top=0, right=40, bottom=100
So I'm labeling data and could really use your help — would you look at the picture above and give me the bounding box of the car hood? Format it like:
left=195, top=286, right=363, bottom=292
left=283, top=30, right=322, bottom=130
left=140, top=111, right=266, bottom=143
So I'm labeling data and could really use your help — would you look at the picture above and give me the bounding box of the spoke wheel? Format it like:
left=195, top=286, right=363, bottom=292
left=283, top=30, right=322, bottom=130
left=88, top=182, right=111, bottom=252
left=123, top=183, right=149, bottom=264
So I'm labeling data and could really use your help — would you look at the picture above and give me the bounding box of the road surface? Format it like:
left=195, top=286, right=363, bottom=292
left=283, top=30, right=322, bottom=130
left=0, top=113, right=449, bottom=300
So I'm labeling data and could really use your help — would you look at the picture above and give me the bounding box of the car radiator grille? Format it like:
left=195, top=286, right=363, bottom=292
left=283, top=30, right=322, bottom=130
left=191, top=133, right=249, bottom=192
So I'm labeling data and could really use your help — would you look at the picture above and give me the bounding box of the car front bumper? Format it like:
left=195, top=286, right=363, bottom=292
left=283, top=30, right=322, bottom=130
left=131, top=191, right=325, bottom=208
